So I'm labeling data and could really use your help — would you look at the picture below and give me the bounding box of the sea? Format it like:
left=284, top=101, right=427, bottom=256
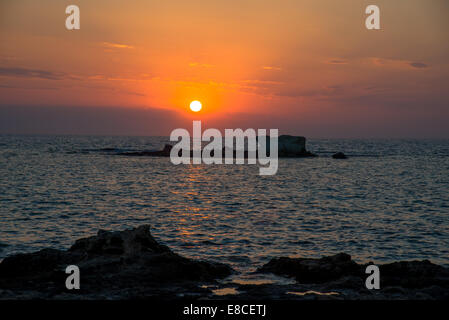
left=1, top=135, right=448, bottom=284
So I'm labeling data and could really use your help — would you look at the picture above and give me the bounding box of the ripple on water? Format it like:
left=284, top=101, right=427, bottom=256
left=212, top=287, right=240, bottom=296
left=287, top=291, right=340, bottom=297
left=1, top=136, right=449, bottom=275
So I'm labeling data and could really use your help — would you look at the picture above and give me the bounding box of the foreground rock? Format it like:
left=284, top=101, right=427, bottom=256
left=2, top=231, right=447, bottom=300
left=256, top=253, right=449, bottom=299
left=258, top=253, right=361, bottom=283
left=0, top=225, right=232, bottom=299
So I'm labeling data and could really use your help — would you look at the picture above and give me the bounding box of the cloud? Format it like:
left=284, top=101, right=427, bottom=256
left=0, top=84, right=58, bottom=90
left=409, top=62, right=428, bottom=69
left=372, top=58, right=429, bottom=69
left=262, top=66, right=282, bottom=71
left=0, top=67, right=65, bottom=80
left=327, top=59, right=348, bottom=65
left=274, top=85, right=343, bottom=98
left=101, top=42, right=135, bottom=49
left=241, top=79, right=283, bottom=86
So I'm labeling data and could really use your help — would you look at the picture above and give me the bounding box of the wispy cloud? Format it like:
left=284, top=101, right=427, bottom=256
left=0, top=84, right=58, bottom=90
left=101, top=42, right=135, bottom=49
left=274, top=85, right=344, bottom=98
left=409, top=62, right=428, bottom=69
left=241, top=79, right=283, bottom=86
left=0, top=67, right=65, bottom=80
left=372, top=58, right=429, bottom=69
left=327, top=59, right=348, bottom=65
left=262, top=66, right=282, bottom=71
left=326, top=57, right=429, bottom=69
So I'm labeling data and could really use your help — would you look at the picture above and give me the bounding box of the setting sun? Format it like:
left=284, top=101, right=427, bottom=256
left=190, top=100, right=202, bottom=112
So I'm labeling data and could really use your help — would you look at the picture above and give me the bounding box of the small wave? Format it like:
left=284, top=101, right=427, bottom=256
left=0, top=242, right=9, bottom=251
left=288, top=240, right=314, bottom=246
left=82, top=147, right=125, bottom=153
left=179, top=242, right=197, bottom=247
left=1, top=151, right=18, bottom=158
left=212, top=287, right=239, bottom=296
left=226, top=255, right=251, bottom=263
left=67, top=147, right=143, bottom=155
left=314, top=151, right=380, bottom=157
left=201, top=240, right=219, bottom=245
left=348, top=154, right=381, bottom=157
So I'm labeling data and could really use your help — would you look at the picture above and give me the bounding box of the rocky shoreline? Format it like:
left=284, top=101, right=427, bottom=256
left=1, top=225, right=448, bottom=300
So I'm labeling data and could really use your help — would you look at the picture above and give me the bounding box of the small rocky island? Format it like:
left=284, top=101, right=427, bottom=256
left=117, top=135, right=317, bottom=158
left=1, top=225, right=448, bottom=300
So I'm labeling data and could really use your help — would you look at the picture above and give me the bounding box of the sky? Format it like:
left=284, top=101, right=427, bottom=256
left=0, top=0, right=448, bottom=137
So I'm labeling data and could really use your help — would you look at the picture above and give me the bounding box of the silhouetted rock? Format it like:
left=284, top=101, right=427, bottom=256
left=332, top=152, right=347, bottom=159
left=118, top=136, right=316, bottom=159
left=258, top=135, right=316, bottom=157
left=256, top=253, right=449, bottom=299
left=257, top=253, right=362, bottom=283
left=378, top=260, right=449, bottom=289
left=278, top=135, right=306, bottom=155
left=117, top=144, right=173, bottom=157
left=3, top=232, right=447, bottom=300
left=0, top=225, right=233, bottom=299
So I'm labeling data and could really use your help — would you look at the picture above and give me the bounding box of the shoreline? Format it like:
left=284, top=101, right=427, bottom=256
left=1, top=225, right=448, bottom=300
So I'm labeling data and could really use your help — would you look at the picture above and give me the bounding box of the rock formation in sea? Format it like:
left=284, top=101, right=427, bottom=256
left=0, top=225, right=232, bottom=299
left=255, top=253, right=449, bottom=299
left=332, top=152, right=348, bottom=159
left=2, top=227, right=447, bottom=300
left=117, top=135, right=316, bottom=158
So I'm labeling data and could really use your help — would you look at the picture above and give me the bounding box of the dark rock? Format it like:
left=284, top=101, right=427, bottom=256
left=117, top=136, right=317, bottom=159
left=0, top=248, right=74, bottom=277
left=257, top=253, right=449, bottom=299
left=257, top=253, right=362, bottom=283
left=375, top=260, right=449, bottom=289
left=332, top=152, right=347, bottom=159
left=259, top=135, right=316, bottom=157
left=117, top=144, right=173, bottom=157
left=277, top=135, right=316, bottom=157
left=0, top=225, right=233, bottom=299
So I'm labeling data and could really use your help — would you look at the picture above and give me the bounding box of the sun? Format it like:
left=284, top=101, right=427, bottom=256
left=190, top=100, right=202, bottom=112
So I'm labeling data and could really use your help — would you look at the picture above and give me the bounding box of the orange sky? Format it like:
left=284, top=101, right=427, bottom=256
left=0, top=0, right=448, bottom=137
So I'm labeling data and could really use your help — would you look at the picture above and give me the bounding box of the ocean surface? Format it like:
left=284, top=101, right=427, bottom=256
left=1, top=135, right=448, bottom=283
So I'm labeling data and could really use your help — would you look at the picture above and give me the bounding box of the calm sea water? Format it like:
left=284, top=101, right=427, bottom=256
left=1, top=136, right=448, bottom=280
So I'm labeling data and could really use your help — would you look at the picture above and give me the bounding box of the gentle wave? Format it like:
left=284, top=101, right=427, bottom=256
left=0, top=135, right=448, bottom=275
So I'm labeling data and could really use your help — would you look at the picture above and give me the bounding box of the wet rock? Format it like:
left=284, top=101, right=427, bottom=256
left=0, top=225, right=233, bottom=299
left=332, top=152, right=347, bottom=159
left=257, top=253, right=362, bottom=283
left=376, top=260, right=449, bottom=289
left=257, top=253, right=449, bottom=299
